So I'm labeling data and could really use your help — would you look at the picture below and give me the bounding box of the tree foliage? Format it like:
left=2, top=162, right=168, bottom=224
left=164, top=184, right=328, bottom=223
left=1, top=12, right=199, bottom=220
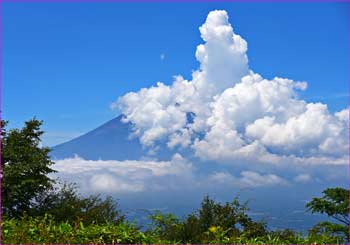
left=306, top=187, right=349, bottom=241
left=31, top=183, right=125, bottom=225
left=149, top=195, right=267, bottom=243
left=1, top=119, right=56, bottom=217
left=1, top=119, right=124, bottom=226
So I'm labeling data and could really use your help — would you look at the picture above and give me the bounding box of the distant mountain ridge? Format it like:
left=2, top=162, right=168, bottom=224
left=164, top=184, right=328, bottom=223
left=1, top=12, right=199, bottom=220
left=51, top=112, right=198, bottom=161
left=51, top=115, right=144, bottom=160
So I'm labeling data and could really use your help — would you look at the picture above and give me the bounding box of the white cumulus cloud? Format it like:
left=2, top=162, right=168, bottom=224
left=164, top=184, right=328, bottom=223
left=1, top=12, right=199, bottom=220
left=112, top=10, right=348, bottom=166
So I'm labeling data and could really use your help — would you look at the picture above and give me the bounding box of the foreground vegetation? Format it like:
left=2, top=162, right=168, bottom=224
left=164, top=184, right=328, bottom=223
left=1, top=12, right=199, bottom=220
left=2, top=207, right=344, bottom=244
left=1, top=119, right=349, bottom=244
left=2, top=193, right=346, bottom=244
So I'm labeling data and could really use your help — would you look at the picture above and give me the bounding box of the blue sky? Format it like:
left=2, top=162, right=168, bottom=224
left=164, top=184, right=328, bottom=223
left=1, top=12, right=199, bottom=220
left=3, top=2, right=348, bottom=146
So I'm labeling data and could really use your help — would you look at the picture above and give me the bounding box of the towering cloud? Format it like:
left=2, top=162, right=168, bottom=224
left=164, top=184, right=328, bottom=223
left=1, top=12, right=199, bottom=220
left=114, top=10, right=348, bottom=166
left=195, top=10, right=249, bottom=92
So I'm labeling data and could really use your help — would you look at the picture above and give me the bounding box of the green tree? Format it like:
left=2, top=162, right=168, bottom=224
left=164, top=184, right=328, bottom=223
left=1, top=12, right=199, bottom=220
left=31, top=182, right=125, bottom=225
left=1, top=119, right=56, bottom=217
left=197, top=195, right=267, bottom=239
left=1, top=119, right=125, bottom=225
left=306, top=187, right=349, bottom=241
left=149, top=195, right=267, bottom=243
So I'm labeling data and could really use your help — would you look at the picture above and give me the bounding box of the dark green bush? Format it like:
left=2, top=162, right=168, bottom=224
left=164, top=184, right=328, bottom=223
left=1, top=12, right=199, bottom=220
left=31, top=182, right=125, bottom=225
left=148, top=195, right=268, bottom=243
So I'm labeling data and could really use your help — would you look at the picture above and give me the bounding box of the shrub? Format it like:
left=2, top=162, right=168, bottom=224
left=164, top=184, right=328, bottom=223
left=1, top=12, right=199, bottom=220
left=2, top=214, right=157, bottom=244
left=31, top=182, right=124, bottom=225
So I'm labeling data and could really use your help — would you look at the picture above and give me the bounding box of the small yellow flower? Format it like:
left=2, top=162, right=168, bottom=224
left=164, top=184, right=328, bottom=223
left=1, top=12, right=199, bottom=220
left=209, top=226, right=217, bottom=233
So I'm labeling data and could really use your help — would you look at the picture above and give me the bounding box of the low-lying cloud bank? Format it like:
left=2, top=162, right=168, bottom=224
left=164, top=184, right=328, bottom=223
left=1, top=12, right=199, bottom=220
left=112, top=10, right=348, bottom=166
left=53, top=154, right=194, bottom=194
left=53, top=155, right=346, bottom=195
left=53, top=155, right=291, bottom=194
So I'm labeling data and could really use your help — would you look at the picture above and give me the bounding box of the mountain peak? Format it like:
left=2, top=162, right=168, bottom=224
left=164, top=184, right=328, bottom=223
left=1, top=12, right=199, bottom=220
left=51, top=115, right=143, bottom=160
